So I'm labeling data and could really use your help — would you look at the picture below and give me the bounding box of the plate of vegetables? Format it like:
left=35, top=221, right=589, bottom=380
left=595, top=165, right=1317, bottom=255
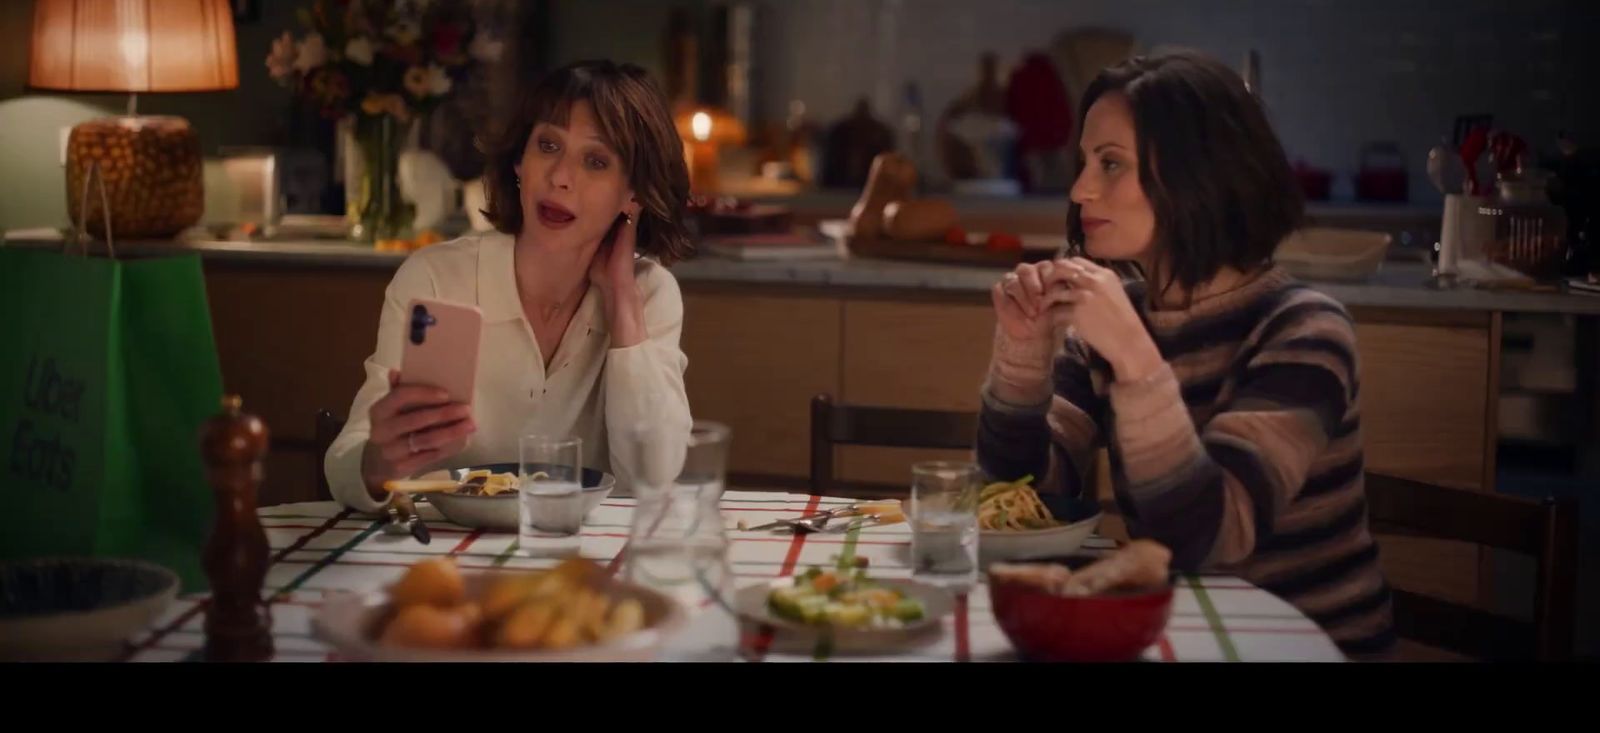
left=733, top=564, right=953, bottom=648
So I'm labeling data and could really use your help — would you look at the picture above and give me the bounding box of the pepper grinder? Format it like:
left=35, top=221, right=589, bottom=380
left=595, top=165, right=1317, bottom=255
left=199, top=394, right=274, bottom=662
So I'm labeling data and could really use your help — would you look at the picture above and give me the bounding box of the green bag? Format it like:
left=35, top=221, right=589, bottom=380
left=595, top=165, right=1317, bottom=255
left=0, top=244, right=223, bottom=592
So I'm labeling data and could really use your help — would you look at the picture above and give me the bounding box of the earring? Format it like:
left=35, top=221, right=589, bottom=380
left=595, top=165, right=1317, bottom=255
left=622, top=212, right=634, bottom=225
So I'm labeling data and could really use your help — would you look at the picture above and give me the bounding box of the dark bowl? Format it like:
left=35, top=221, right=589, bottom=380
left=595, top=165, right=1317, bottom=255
left=987, top=554, right=1174, bottom=663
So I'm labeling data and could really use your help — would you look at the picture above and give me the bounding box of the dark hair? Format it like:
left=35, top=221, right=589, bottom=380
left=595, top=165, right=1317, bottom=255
left=1065, top=50, right=1303, bottom=298
left=480, top=60, right=693, bottom=264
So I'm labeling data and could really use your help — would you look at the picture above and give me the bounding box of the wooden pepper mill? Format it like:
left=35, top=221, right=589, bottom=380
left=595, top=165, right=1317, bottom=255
left=199, top=394, right=274, bottom=662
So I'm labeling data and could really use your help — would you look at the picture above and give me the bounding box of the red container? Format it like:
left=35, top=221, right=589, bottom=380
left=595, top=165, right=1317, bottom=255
left=988, top=559, right=1175, bottom=662
left=1355, top=142, right=1408, bottom=202
left=1293, top=160, right=1332, bottom=201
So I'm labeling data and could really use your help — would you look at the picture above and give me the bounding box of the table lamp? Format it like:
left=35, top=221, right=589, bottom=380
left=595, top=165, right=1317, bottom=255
left=29, top=0, right=239, bottom=240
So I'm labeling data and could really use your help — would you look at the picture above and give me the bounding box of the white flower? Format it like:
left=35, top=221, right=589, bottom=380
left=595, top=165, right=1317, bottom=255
left=469, top=34, right=505, bottom=63
left=344, top=36, right=375, bottom=66
left=265, top=31, right=296, bottom=80
left=293, top=33, right=327, bottom=74
left=422, top=64, right=452, bottom=97
left=386, top=20, right=421, bottom=46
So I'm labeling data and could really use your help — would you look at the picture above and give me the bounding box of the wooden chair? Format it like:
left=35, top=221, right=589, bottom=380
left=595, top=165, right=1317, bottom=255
left=808, top=393, right=978, bottom=496
left=1364, top=472, right=1579, bottom=661
left=312, top=410, right=344, bottom=503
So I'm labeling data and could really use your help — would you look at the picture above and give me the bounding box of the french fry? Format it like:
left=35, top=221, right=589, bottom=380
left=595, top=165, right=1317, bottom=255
left=495, top=599, right=557, bottom=649
left=382, top=479, right=462, bottom=494
left=605, top=598, right=646, bottom=639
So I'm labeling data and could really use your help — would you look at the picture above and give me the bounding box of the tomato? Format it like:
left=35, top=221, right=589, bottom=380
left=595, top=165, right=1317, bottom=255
left=985, top=232, right=1023, bottom=252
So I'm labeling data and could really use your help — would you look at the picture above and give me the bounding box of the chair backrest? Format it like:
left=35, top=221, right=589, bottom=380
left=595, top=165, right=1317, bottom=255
left=809, top=393, right=978, bottom=495
left=313, top=410, right=345, bottom=503
left=1364, top=471, right=1579, bottom=661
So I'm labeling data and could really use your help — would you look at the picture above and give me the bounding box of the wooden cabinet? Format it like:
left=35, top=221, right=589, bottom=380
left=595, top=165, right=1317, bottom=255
left=202, top=267, right=1504, bottom=613
left=680, top=290, right=841, bottom=479
left=203, top=264, right=389, bottom=506
left=837, top=300, right=992, bottom=486
left=1350, top=307, right=1500, bottom=608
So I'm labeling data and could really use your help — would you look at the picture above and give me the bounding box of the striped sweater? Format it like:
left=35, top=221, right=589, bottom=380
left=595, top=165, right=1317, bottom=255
left=975, top=266, right=1395, bottom=659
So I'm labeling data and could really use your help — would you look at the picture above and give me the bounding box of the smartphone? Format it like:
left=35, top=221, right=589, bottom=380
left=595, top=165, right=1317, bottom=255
left=398, top=298, right=482, bottom=406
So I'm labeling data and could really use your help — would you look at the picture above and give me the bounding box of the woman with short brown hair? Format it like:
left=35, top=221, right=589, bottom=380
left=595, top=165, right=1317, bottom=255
left=326, top=60, right=694, bottom=511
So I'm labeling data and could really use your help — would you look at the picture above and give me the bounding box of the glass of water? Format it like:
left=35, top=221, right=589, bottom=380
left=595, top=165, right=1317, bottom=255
left=517, top=434, right=584, bottom=556
left=625, top=421, right=732, bottom=597
left=625, top=420, right=737, bottom=660
left=910, top=461, right=981, bottom=589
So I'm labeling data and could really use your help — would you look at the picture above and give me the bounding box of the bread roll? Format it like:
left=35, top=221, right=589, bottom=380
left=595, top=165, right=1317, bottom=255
left=883, top=199, right=960, bottom=241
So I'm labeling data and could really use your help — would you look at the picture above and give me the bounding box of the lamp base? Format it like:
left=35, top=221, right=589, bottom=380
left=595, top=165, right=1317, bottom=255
left=65, top=115, right=204, bottom=240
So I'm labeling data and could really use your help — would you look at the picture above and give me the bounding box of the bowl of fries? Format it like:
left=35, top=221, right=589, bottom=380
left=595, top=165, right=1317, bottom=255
left=313, top=557, right=685, bottom=662
left=385, top=463, right=616, bottom=532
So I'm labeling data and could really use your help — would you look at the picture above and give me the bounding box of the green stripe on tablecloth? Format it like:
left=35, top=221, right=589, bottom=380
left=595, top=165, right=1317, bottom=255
left=492, top=539, right=520, bottom=567
left=835, top=520, right=864, bottom=569
left=270, top=520, right=384, bottom=598
left=1186, top=575, right=1240, bottom=662
left=808, top=520, right=867, bottom=661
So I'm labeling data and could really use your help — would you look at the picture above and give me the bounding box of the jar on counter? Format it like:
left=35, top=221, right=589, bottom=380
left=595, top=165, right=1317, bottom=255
left=1478, top=164, right=1570, bottom=279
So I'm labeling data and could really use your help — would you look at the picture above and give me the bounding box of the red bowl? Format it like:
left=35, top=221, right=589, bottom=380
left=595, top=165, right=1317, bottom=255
left=988, top=558, right=1174, bottom=663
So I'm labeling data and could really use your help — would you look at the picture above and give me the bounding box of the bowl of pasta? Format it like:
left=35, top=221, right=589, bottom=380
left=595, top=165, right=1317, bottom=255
left=386, top=463, right=615, bottom=532
left=976, top=476, right=1101, bottom=563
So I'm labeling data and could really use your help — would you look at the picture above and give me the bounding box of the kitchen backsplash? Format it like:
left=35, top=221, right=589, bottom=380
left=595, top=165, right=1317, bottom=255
left=552, top=0, right=1596, bottom=206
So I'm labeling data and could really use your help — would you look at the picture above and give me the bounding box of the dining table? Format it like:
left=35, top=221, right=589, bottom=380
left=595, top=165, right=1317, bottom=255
left=121, top=489, right=1348, bottom=663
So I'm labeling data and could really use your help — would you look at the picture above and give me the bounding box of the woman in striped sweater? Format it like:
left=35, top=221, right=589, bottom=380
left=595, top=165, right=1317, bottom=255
left=975, top=51, right=1395, bottom=659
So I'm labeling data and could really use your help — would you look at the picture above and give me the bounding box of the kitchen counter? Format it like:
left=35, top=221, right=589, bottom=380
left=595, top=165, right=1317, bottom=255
left=7, top=232, right=1598, bottom=316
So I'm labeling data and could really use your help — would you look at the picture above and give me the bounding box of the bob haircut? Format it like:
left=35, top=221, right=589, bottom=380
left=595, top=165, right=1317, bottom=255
left=480, top=60, right=693, bottom=264
left=1066, top=50, right=1304, bottom=298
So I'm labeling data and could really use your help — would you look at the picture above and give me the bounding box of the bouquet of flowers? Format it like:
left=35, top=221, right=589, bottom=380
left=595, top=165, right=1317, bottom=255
left=266, top=0, right=501, bottom=122
left=265, top=0, right=503, bottom=240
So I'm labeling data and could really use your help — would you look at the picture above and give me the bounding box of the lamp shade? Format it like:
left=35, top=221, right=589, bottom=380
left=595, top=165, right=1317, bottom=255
left=29, top=0, right=239, bottom=93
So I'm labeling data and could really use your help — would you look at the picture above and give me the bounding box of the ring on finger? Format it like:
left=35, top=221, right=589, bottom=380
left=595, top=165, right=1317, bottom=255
left=407, top=433, right=419, bottom=454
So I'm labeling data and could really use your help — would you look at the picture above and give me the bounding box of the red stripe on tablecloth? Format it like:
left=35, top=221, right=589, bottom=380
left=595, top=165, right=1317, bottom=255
left=1189, top=580, right=1259, bottom=591
left=954, top=593, right=971, bottom=663
left=1166, top=625, right=1326, bottom=635
left=1157, top=634, right=1176, bottom=662
left=450, top=528, right=485, bottom=555
left=274, top=556, right=799, bottom=580
left=263, top=522, right=473, bottom=535
left=570, top=529, right=910, bottom=546
left=746, top=494, right=824, bottom=662
left=119, top=509, right=354, bottom=662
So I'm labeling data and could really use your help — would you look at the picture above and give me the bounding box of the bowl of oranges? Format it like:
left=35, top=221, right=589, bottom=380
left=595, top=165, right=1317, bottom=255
left=312, top=557, right=685, bottom=662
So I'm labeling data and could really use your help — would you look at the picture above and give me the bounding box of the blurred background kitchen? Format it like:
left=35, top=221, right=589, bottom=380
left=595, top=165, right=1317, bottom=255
left=1, top=0, right=1597, bottom=660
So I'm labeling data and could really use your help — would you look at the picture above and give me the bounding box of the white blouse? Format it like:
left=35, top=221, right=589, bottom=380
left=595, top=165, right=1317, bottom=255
left=324, top=231, right=693, bottom=513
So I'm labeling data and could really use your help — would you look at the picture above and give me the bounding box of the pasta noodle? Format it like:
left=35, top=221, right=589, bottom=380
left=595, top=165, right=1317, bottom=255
left=976, top=475, right=1059, bottom=531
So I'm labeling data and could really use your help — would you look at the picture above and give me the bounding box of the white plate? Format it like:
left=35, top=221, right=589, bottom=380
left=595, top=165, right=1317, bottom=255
left=731, top=576, right=953, bottom=653
left=979, top=512, right=1102, bottom=563
left=311, top=572, right=685, bottom=662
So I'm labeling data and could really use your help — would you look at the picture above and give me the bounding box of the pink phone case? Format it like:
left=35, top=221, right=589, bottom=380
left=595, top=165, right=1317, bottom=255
left=398, top=298, right=482, bottom=405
